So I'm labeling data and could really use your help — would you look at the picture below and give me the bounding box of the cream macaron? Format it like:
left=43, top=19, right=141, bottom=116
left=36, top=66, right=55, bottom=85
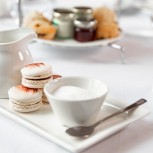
left=42, top=92, right=49, bottom=103
left=8, top=85, right=42, bottom=112
left=21, top=62, right=53, bottom=88
left=52, top=74, right=62, bottom=80
left=42, top=74, right=62, bottom=103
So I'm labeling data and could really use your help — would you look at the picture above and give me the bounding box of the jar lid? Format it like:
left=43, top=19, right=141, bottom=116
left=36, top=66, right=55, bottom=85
left=74, top=18, right=97, bottom=29
left=73, top=6, right=93, bottom=14
left=53, top=8, right=74, bottom=18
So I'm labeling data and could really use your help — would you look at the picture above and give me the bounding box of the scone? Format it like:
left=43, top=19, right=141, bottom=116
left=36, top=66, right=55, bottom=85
left=28, top=20, right=56, bottom=40
left=8, top=85, right=42, bottom=112
left=93, top=6, right=120, bottom=39
left=22, top=11, right=56, bottom=40
left=93, top=6, right=116, bottom=23
left=21, top=62, right=53, bottom=88
left=96, top=21, right=120, bottom=39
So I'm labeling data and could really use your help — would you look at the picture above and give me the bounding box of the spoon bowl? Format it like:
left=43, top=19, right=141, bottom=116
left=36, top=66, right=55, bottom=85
left=66, top=126, right=94, bottom=137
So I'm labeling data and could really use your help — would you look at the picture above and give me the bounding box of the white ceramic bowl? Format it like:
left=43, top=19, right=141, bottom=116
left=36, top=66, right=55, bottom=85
left=44, top=76, right=108, bottom=127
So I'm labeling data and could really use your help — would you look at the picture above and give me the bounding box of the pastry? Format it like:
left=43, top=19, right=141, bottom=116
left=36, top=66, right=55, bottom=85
left=8, top=85, right=42, bottom=112
left=96, top=21, right=120, bottom=39
left=93, top=6, right=120, bottom=39
left=28, top=20, right=56, bottom=40
left=93, top=6, right=116, bottom=23
left=22, top=11, right=56, bottom=40
left=21, top=62, right=53, bottom=88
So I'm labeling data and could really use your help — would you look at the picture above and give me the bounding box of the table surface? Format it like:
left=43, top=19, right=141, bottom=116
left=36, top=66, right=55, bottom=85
left=0, top=1, right=153, bottom=153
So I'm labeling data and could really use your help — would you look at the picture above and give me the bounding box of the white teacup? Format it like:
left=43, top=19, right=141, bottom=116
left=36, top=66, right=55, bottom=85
left=44, top=76, right=108, bottom=127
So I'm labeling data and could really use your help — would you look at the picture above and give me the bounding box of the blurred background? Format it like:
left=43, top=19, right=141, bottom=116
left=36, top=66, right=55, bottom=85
left=0, top=0, right=153, bottom=37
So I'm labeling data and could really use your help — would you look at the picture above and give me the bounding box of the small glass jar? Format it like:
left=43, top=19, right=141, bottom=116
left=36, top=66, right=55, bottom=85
left=73, top=6, right=93, bottom=20
left=74, top=18, right=97, bottom=42
left=52, top=8, right=74, bottom=39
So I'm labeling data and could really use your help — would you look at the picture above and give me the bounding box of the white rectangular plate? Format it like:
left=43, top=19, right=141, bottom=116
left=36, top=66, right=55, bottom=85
left=0, top=97, right=149, bottom=153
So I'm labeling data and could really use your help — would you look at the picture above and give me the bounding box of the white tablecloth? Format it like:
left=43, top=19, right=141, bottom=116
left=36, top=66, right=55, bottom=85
left=0, top=1, right=153, bottom=152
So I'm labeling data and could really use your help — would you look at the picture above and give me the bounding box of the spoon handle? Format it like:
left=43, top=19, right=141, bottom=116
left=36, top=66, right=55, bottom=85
left=93, top=98, right=147, bottom=128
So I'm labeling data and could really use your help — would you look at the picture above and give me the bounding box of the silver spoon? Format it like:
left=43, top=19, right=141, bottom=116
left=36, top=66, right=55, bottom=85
left=66, top=98, right=147, bottom=137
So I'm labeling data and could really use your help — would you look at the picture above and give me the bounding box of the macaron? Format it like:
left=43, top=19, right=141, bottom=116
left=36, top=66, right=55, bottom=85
left=42, top=92, right=49, bottom=103
left=21, top=62, right=53, bottom=88
left=8, top=85, right=42, bottom=112
left=42, top=74, right=62, bottom=103
left=52, top=74, right=62, bottom=80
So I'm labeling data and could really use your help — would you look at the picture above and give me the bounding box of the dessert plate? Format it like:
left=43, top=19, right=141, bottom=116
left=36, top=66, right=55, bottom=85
left=0, top=96, right=149, bottom=153
left=34, top=33, right=123, bottom=48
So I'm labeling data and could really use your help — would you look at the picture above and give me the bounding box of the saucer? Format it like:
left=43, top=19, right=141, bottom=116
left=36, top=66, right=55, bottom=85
left=34, top=33, right=123, bottom=49
left=0, top=96, right=149, bottom=153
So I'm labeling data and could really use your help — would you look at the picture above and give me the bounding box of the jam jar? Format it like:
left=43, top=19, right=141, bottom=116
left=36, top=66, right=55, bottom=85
left=72, top=6, right=93, bottom=19
left=52, top=8, right=74, bottom=39
left=74, top=18, right=97, bottom=42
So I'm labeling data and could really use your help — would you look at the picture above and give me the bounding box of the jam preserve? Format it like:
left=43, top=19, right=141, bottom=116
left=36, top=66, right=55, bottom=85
left=74, top=18, right=97, bottom=42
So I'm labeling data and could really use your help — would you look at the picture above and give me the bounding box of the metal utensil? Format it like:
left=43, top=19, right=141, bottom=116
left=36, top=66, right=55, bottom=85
left=66, top=98, right=147, bottom=137
left=108, top=43, right=126, bottom=64
left=18, top=0, right=22, bottom=27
